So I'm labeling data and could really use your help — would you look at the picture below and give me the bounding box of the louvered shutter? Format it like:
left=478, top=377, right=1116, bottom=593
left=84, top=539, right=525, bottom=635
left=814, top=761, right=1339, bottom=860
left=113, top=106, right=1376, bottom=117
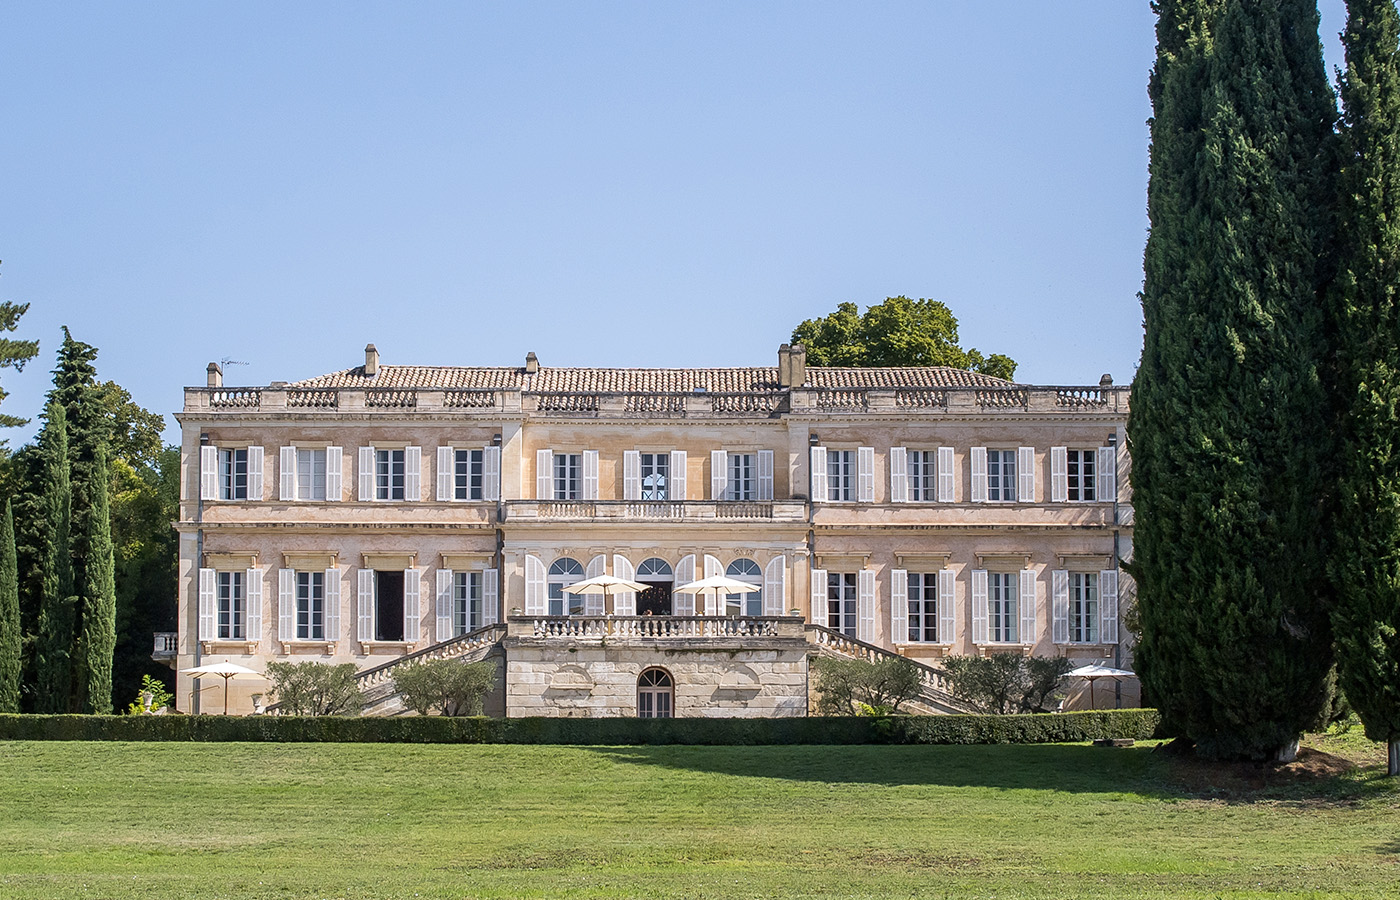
left=669, top=450, right=687, bottom=500
left=623, top=451, right=641, bottom=501
left=710, top=450, right=728, bottom=500
left=810, top=568, right=827, bottom=625
left=1017, top=447, right=1035, bottom=503
left=358, top=447, right=375, bottom=501
left=436, top=568, right=454, bottom=640
left=970, top=447, right=988, bottom=503
left=1098, top=445, right=1117, bottom=502
left=246, top=569, right=262, bottom=641
left=938, top=446, right=956, bottom=502
left=198, top=568, right=216, bottom=640
left=1052, top=570, right=1070, bottom=644
left=483, top=445, right=501, bottom=501
left=763, top=556, right=786, bottom=616
left=200, top=446, right=219, bottom=500
left=405, top=447, right=422, bottom=500
left=757, top=449, right=774, bottom=501
left=857, top=446, right=875, bottom=502
left=857, top=569, right=875, bottom=641
left=278, top=569, right=295, bottom=641
left=889, top=447, right=908, bottom=503
left=613, top=555, right=636, bottom=616
left=536, top=449, right=553, bottom=500
left=971, top=570, right=989, bottom=643
left=280, top=446, right=297, bottom=500
left=524, top=554, right=546, bottom=615
left=1050, top=447, right=1068, bottom=502
left=584, top=555, right=606, bottom=615
left=702, top=555, right=722, bottom=615
left=403, top=569, right=420, bottom=642
left=674, top=555, right=696, bottom=616
left=357, top=569, right=374, bottom=641
left=582, top=450, right=599, bottom=500
left=937, top=568, right=956, bottom=644
left=482, top=568, right=499, bottom=625
left=247, top=446, right=264, bottom=500
left=323, top=569, right=340, bottom=641
left=1019, top=568, right=1037, bottom=645
left=1100, top=569, right=1119, bottom=644
left=437, top=446, right=454, bottom=501
left=809, top=446, right=827, bottom=501
left=890, top=568, right=908, bottom=643
left=326, top=447, right=343, bottom=501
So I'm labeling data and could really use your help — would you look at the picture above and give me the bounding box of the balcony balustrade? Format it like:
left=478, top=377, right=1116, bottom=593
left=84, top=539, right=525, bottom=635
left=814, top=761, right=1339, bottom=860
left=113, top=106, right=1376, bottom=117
left=508, top=615, right=805, bottom=644
left=505, top=499, right=805, bottom=522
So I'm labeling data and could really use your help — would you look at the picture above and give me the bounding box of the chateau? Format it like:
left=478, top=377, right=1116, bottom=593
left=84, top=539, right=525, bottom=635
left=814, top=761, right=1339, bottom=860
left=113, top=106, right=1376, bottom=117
left=167, top=343, right=1137, bottom=716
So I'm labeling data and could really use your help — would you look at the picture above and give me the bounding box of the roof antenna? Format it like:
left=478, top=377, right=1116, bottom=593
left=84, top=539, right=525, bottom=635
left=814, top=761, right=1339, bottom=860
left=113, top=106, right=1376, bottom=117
left=220, top=357, right=250, bottom=368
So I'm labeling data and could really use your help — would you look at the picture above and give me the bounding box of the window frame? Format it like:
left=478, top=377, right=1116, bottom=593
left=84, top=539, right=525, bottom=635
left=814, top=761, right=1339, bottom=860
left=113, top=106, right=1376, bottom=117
left=639, top=452, right=669, bottom=501
left=728, top=452, right=756, bottom=501
left=1066, top=449, right=1097, bottom=502
left=375, top=449, right=407, bottom=501
left=989, top=571, right=1019, bottom=643
left=826, top=450, right=855, bottom=502
left=217, top=570, right=245, bottom=640
left=453, top=570, right=483, bottom=635
left=219, top=448, right=249, bottom=500
left=724, top=559, right=763, bottom=616
left=827, top=571, right=858, bottom=636
left=1069, top=571, right=1100, bottom=643
left=907, top=449, right=937, bottom=502
left=553, top=453, right=582, bottom=500
left=454, top=448, right=485, bottom=501
left=905, top=571, right=940, bottom=643
left=296, top=447, right=328, bottom=501
left=295, top=570, right=326, bottom=641
left=987, top=449, right=1017, bottom=502
left=547, top=557, right=585, bottom=615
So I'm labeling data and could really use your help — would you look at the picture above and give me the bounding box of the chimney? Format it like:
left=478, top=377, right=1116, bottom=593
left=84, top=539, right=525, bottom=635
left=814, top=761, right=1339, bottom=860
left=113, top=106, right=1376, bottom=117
left=790, top=343, right=807, bottom=387
left=525, top=351, right=539, bottom=375
left=1099, top=373, right=1113, bottom=387
left=206, top=362, right=222, bottom=388
left=778, top=344, right=792, bottom=388
left=364, top=344, right=379, bottom=377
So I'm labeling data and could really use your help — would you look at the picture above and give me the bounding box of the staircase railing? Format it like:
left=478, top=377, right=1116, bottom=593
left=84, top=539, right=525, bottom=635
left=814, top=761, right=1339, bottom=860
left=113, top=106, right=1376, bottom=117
left=804, top=624, right=976, bottom=713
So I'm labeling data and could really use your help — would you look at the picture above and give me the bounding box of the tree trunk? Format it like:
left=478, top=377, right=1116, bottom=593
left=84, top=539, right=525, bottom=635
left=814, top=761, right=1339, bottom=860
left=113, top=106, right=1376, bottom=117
left=1389, top=739, right=1398, bottom=777
left=1274, top=738, right=1300, bottom=763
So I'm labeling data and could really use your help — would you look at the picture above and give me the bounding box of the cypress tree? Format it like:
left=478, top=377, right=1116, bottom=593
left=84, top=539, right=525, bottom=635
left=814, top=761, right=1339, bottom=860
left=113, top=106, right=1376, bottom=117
left=1130, top=0, right=1338, bottom=759
left=1330, top=0, right=1400, bottom=777
left=34, top=401, right=74, bottom=713
left=0, top=502, right=19, bottom=712
left=78, top=444, right=115, bottom=714
left=48, top=328, right=107, bottom=605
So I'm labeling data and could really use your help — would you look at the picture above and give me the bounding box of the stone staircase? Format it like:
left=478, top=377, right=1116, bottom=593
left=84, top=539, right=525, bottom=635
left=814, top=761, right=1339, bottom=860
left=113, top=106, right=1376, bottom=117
left=803, top=624, right=977, bottom=715
left=356, top=624, right=507, bottom=716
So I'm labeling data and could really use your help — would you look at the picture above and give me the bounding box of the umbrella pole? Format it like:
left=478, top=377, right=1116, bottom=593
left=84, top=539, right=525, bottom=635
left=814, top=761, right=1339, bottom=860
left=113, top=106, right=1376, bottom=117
left=223, top=674, right=231, bottom=715
left=1088, top=677, right=1096, bottom=710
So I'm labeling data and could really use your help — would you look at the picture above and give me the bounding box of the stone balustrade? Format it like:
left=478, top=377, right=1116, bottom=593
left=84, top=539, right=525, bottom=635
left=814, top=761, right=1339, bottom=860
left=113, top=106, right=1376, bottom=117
left=509, top=615, right=805, bottom=643
left=505, top=500, right=805, bottom=522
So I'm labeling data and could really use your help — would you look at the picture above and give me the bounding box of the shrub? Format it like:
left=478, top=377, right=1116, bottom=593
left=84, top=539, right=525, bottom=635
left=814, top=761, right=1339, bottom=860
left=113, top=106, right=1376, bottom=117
left=811, top=656, right=925, bottom=715
left=393, top=658, right=498, bottom=716
left=940, top=655, right=1074, bottom=714
left=264, top=661, right=362, bottom=716
left=125, top=674, right=173, bottom=715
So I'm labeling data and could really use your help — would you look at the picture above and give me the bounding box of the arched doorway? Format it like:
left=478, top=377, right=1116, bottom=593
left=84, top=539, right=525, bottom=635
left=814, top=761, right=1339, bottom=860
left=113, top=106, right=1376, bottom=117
left=725, top=559, right=763, bottom=616
left=548, top=558, right=585, bottom=616
left=637, top=668, right=674, bottom=718
left=636, top=557, right=673, bottom=616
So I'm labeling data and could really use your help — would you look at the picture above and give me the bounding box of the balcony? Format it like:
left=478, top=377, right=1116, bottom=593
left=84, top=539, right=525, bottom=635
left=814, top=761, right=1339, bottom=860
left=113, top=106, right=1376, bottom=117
left=505, top=499, right=806, bottom=522
left=505, top=615, right=808, bottom=647
left=152, top=632, right=177, bottom=665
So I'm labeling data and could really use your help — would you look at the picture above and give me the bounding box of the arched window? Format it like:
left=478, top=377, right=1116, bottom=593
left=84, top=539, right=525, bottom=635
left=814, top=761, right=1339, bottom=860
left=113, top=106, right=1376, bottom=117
left=637, top=668, right=674, bottom=718
left=548, top=558, right=585, bottom=616
left=726, top=559, right=763, bottom=616
left=636, top=558, right=673, bottom=580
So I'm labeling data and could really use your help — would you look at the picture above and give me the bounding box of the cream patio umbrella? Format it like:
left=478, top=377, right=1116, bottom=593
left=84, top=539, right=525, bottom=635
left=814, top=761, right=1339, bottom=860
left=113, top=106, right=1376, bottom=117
left=182, top=661, right=263, bottom=715
left=561, top=574, right=650, bottom=614
left=1066, top=664, right=1136, bottom=710
left=673, top=574, right=762, bottom=616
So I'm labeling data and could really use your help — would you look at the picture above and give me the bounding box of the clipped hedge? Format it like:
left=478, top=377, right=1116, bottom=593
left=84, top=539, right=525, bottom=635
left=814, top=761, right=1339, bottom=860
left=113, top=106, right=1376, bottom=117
left=0, top=709, right=1159, bottom=745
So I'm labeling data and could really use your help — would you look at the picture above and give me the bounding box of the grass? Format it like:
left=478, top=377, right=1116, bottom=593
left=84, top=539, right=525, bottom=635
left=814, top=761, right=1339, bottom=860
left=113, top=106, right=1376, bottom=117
left=0, top=733, right=1396, bottom=899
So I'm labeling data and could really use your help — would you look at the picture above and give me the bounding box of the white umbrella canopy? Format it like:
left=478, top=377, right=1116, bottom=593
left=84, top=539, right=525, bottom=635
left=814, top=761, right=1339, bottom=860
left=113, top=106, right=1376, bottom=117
left=560, top=574, right=649, bottom=595
left=181, top=662, right=264, bottom=715
left=1066, top=664, right=1136, bottom=710
left=673, top=575, right=762, bottom=595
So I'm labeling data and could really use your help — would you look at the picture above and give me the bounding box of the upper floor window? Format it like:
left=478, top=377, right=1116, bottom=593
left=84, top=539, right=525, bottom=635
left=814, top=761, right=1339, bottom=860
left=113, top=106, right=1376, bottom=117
left=548, top=557, right=585, bottom=615
left=220, top=448, right=248, bottom=500
left=640, top=453, right=668, bottom=500
left=297, top=448, right=327, bottom=500
left=989, top=572, right=1018, bottom=642
left=906, top=572, right=939, bottom=643
left=725, top=559, right=763, bottom=616
left=908, top=450, right=937, bottom=502
left=1067, top=449, right=1096, bottom=502
left=376, top=449, right=406, bottom=500
left=455, top=449, right=484, bottom=500
left=554, top=453, right=582, bottom=500
left=1070, top=572, right=1099, bottom=643
left=729, top=453, right=756, bottom=501
left=217, top=571, right=245, bottom=640
left=826, top=451, right=854, bottom=501
left=987, top=450, right=1017, bottom=502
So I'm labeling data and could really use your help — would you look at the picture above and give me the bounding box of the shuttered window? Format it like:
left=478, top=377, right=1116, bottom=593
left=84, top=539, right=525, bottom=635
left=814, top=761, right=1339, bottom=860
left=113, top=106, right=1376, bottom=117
left=905, top=572, right=940, bottom=642
left=908, top=450, right=937, bottom=501
left=1067, top=449, right=1096, bottom=501
left=640, top=452, right=669, bottom=500
left=548, top=558, right=585, bottom=615
left=454, top=571, right=482, bottom=634
left=217, top=571, right=245, bottom=640
left=826, top=450, right=854, bottom=501
left=553, top=454, right=582, bottom=500
left=219, top=448, right=249, bottom=500
left=296, top=571, right=326, bottom=640
left=729, top=453, right=756, bottom=500
left=297, top=448, right=328, bottom=500
left=1070, top=572, right=1099, bottom=642
left=375, top=449, right=406, bottom=500
left=827, top=572, right=857, bottom=636
left=989, top=572, right=1018, bottom=643
left=987, top=450, right=1017, bottom=502
left=725, top=559, right=763, bottom=616
left=455, top=449, right=484, bottom=500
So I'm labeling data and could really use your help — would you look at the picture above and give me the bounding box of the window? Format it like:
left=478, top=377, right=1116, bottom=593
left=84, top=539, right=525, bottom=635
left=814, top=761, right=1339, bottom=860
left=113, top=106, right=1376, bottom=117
left=637, top=668, right=673, bottom=718
left=1067, top=450, right=1097, bottom=502
left=455, top=449, right=484, bottom=500
left=826, top=451, right=854, bottom=501
left=454, top=571, right=483, bottom=634
left=729, top=453, right=756, bottom=500
left=296, top=571, right=325, bottom=640
left=990, top=572, right=1019, bottom=642
left=725, top=559, right=763, bottom=616
left=908, top=450, right=937, bottom=501
left=554, top=453, right=582, bottom=500
left=547, top=558, right=585, bottom=615
left=827, top=572, right=857, bottom=636
left=1070, top=572, right=1099, bottom=643
left=906, top=572, right=939, bottom=642
left=376, top=449, right=406, bottom=500
left=296, top=448, right=327, bottom=500
left=217, top=571, right=245, bottom=639
left=374, top=571, right=405, bottom=641
left=219, top=448, right=248, bottom=500
left=987, top=450, right=1017, bottom=502
left=640, top=453, right=668, bottom=500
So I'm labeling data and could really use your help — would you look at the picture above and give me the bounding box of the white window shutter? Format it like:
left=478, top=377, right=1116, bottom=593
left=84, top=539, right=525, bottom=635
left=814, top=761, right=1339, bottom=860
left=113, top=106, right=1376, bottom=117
left=1100, top=569, right=1119, bottom=644
left=357, top=569, right=375, bottom=641
left=436, top=568, right=454, bottom=640
left=326, top=447, right=343, bottom=501
left=323, top=568, right=340, bottom=642
left=482, top=568, right=499, bottom=625
left=763, top=556, right=786, bottom=616
left=704, top=555, right=722, bottom=578
left=613, top=555, right=636, bottom=616
left=674, top=555, right=696, bottom=616
left=710, top=450, right=728, bottom=500
left=971, top=569, right=989, bottom=643
left=278, top=569, right=295, bottom=641
left=524, top=554, right=546, bottom=615
left=938, top=446, right=956, bottom=502
left=483, top=445, right=501, bottom=501
left=246, top=569, right=262, bottom=641
left=584, top=555, right=606, bottom=615
left=437, top=446, right=454, bottom=501
left=536, top=449, right=553, bottom=500
left=1019, top=568, right=1038, bottom=645
left=403, top=569, right=420, bottom=642
left=757, top=449, right=774, bottom=501
left=703, top=554, right=722, bottom=615
left=1098, top=445, right=1117, bottom=502
left=937, top=568, right=956, bottom=644
left=857, top=447, right=875, bottom=502
left=889, top=447, right=908, bottom=503
left=810, top=568, right=827, bottom=625
left=247, top=446, right=264, bottom=500
left=669, top=450, right=687, bottom=500
left=890, top=568, right=908, bottom=643
left=405, top=447, right=422, bottom=501
left=1052, top=569, right=1070, bottom=644
left=200, top=446, right=219, bottom=500
left=857, top=569, right=876, bottom=642
left=623, top=450, right=641, bottom=501
left=279, top=446, right=297, bottom=500
left=358, top=447, right=375, bottom=501
left=810, top=446, right=827, bottom=501
left=1050, top=447, right=1068, bottom=503
left=582, top=450, right=599, bottom=500
left=970, top=447, right=988, bottom=503
left=198, top=568, right=216, bottom=641
left=1018, top=447, right=1036, bottom=503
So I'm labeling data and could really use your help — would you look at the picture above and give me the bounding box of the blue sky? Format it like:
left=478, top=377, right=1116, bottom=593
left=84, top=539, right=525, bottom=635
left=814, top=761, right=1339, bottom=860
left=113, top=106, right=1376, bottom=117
left=0, top=2, right=1351, bottom=445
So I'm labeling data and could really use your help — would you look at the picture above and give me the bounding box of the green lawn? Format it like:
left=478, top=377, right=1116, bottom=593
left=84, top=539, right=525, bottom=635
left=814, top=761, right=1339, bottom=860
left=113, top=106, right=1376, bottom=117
left=0, top=734, right=1395, bottom=899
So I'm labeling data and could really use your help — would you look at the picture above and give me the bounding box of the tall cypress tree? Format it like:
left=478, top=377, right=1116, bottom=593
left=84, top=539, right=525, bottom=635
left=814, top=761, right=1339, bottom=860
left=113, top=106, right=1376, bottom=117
left=1330, top=0, right=1400, bottom=777
left=34, top=401, right=74, bottom=713
left=1130, top=0, right=1338, bottom=759
left=0, top=502, right=19, bottom=713
left=78, top=444, right=115, bottom=715
left=48, top=328, right=107, bottom=606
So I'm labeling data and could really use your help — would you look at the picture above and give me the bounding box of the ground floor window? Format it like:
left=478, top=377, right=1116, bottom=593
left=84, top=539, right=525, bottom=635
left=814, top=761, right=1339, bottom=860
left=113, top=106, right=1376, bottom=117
left=637, top=668, right=673, bottom=718
left=217, top=571, right=245, bottom=639
left=375, top=570, right=405, bottom=641
left=990, top=572, right=1018, bottom=643
left=827, top=572, right=857, bottom=636
left=548, top=557, right=585, bottom=615
left=1070, top=572, right=1099, bottom=643
left=906, top=572, right=939, bottom=642
left=296, top=571, right=325, bottom=640
left=725, top=559, right=763, bottom=616
left=453, top=571, right=483, bottom=634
